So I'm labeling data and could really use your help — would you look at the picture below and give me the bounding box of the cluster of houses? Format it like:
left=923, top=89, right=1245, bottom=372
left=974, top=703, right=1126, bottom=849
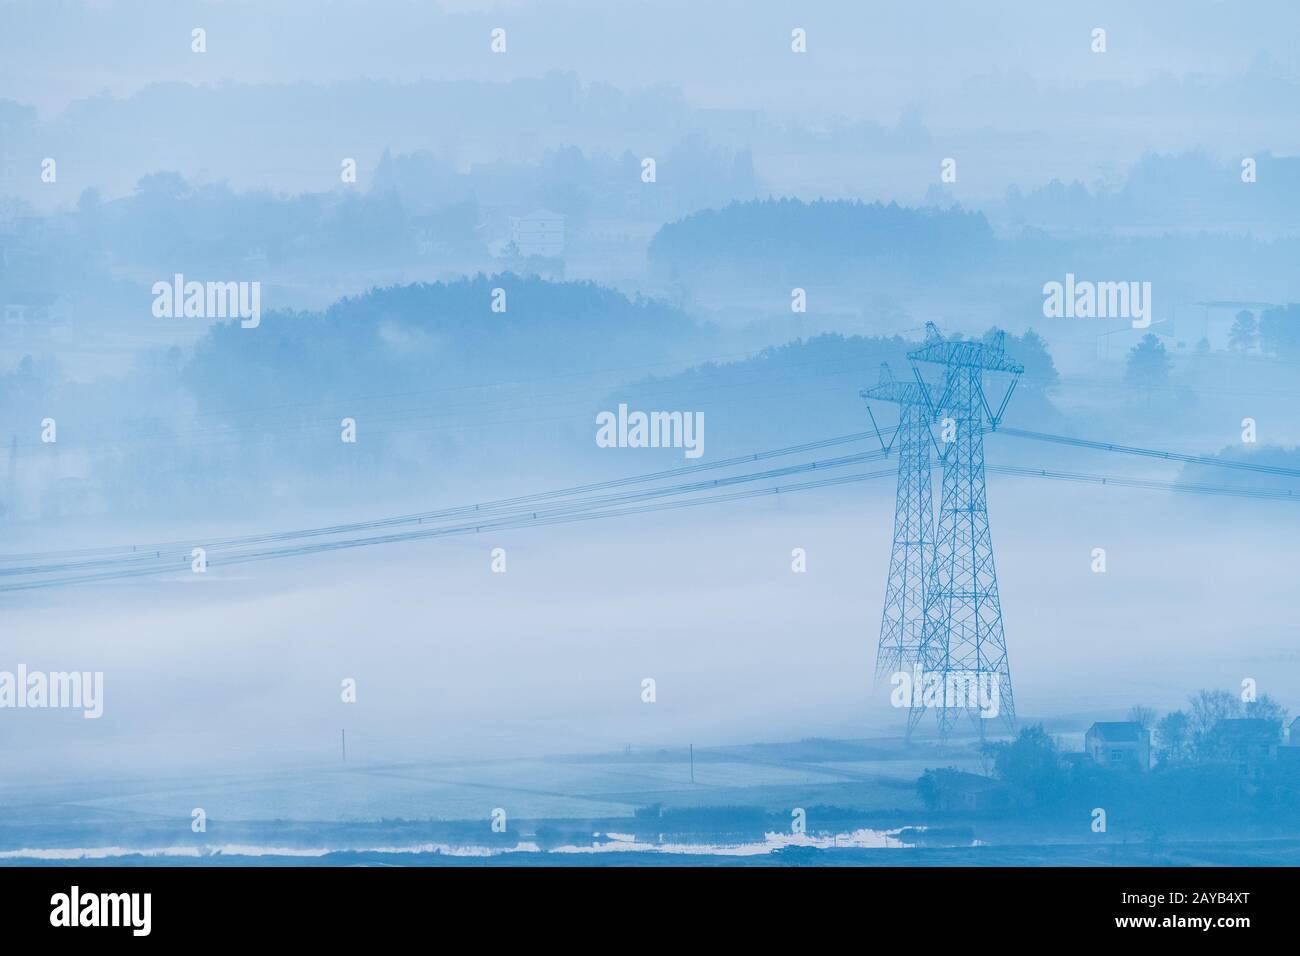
left=1082, top=716, right=1300, bottom=773
left=925, top=716, right=1300, bottom=813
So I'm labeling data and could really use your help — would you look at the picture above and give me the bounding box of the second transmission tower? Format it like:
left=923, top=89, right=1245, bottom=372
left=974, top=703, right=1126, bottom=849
left=907, top=324, right=1021, bottom=736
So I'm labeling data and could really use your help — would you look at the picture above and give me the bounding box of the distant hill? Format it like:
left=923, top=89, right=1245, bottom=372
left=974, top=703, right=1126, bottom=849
left=185, top=274, right=708, bottom=416
left=648, top=199, right=994, bottom=280
left=600, top=330, right=1064, bottom=460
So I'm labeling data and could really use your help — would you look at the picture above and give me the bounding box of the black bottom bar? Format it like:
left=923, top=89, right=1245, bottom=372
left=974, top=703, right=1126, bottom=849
left=0, top=864, right=1277, bottom=941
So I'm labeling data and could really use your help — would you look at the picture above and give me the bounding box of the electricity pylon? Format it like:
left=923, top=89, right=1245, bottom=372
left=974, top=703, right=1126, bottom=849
left=860, top=364, right=933, bottom=682
left=907, top=324, right=1021, bottom=736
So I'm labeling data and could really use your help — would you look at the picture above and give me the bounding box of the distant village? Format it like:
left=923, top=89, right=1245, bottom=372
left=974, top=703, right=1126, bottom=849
left=1078, top=714, right=1298, bottom=774
left=920, top=691, right=1300, bottom=815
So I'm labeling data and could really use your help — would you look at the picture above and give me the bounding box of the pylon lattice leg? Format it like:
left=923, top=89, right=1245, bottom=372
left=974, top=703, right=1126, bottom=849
left=875, top=403, right=934, bottom=681
left=913, top=366, right=1016, bottom=736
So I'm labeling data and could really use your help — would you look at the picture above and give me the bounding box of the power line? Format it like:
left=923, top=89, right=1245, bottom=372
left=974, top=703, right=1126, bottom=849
left=5, top=426, right=1298, bottom=592
left=0, top=429, right=894, bottom=572
left=4, top=456, right=1293, bottom=594
left=997, top=427, right=1300, bottom=479
left=0, top=427, right=890, bottom=566
left=989, top=464, right=1300, bottom=501
left=0, top=467, right=901, bottom=592
left=0, top=444, right=894, bottom=578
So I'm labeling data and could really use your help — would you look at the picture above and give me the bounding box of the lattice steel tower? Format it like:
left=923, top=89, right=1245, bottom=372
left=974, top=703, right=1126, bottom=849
left=907, top=324, right=1022, bottom=735
left=860, top=364, right=933, bottom=680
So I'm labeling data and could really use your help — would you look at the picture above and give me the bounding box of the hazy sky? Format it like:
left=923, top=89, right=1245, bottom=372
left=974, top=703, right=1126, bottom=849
left=3, top=1, right=1297, bottom=116
left=4, top=1, right=1298, bottom=207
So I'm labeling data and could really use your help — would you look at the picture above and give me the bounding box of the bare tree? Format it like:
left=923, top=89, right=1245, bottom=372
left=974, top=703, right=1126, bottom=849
left=1128, top=705, right=1156, bottom=731
left=1155, top=710, right=1193, bottom=764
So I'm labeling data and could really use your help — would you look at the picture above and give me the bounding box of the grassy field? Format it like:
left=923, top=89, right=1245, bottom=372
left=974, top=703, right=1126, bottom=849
left=2, top=735, right=1297, bottom=865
